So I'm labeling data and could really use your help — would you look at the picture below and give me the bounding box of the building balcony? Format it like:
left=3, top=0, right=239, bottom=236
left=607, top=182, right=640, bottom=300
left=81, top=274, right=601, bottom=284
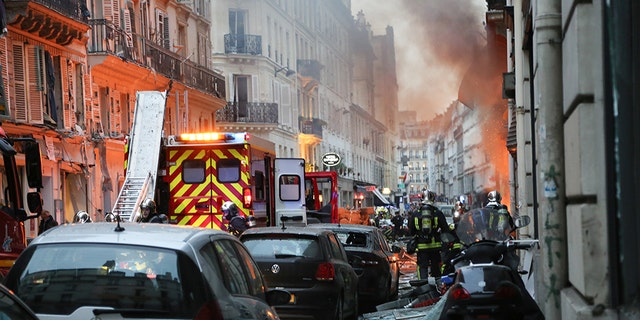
left=224, top=34, right=262, bottom=55
left=215, top=102, right=278, bottom=124
left=87, top=19, right=225, bottom=97
left=5, top=0, right=91, bottom=45
left=297, top=60, right=322, bottom=82
left=299, top=117, right=323, bottom=138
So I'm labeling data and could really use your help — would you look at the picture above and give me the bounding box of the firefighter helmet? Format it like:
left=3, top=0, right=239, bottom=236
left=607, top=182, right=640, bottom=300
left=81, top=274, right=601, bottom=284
left=487, top=190, right=502, bottom=204
left=140, top=198, right=156, bottom=212
left=221, top=201, right=239, bottom=220
left=422, top=189, right=436, bottom=204
left=74, top=211, right=92, bottom=223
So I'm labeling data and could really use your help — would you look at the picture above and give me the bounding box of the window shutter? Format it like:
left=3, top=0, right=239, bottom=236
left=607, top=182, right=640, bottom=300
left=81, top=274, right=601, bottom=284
left=83, top=67, right=92, bottom=121
left=12, top=43, right=26, bottom=122
left=27, top=45, right=44, bottom=124
left=61, top=59, right=71, bottom=129
left=112, top=0, right=121, bottom=28
left=104, top=0, right=113, bottom=20
left=123, top=8, right=133, bottom=47
left=163, top=15, right=170, bottom=49
left=0, top=37, right=8, bottom=117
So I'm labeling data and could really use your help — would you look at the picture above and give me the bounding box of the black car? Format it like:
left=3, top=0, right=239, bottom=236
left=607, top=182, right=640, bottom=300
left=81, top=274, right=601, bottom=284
left=240, top=226, right=359, bottom=320
left=307, top=224, right=400, bottom=307
left=3, top=222, right=290, bottom=320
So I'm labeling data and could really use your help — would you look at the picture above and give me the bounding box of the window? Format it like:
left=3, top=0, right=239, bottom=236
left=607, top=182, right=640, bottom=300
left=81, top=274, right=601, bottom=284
left=217, top=159, right=240, bottom=183
left=204, top=240, right=251, bottom=296
left=182, top=160, right=205, bottom=184
left=12, top=244, right=205, bottom=317
left=279, top=174, right=301, bottom=201
left=155, top=9, right=170, bottom=49
left=328, top=233, right=346, bottom=261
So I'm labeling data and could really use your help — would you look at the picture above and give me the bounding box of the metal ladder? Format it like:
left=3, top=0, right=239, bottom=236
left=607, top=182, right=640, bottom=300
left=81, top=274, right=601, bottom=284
left=112, top=91, right=166, bottom=221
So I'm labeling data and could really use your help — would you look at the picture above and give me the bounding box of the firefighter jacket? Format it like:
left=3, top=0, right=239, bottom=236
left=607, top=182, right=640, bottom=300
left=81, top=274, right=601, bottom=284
left=411, top=203, right=451, bottom=251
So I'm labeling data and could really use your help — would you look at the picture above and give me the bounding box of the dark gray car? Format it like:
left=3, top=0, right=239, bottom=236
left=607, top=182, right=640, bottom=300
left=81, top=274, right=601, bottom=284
left=3, top=222, right=289, bottom=320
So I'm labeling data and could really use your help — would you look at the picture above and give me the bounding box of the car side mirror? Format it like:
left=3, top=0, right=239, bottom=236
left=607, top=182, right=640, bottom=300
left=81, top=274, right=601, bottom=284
left=27, top=192, right=42, bottom=214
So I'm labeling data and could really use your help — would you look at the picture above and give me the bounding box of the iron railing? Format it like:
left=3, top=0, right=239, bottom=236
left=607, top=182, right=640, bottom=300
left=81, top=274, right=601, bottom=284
left=224, top=34, right=262, bottom=55
left=6, top=0, right=90, bottom=23
left=87, top=19, right=225, bottom=97
left=216, top=102, right=278, bottom=124
left=299, top=117, right=323, bottom=138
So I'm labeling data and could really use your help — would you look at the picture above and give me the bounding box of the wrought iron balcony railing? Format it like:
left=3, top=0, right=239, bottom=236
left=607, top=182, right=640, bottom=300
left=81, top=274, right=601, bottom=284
left=224, top=34, right=262, bottom=55
left=6, top=0, right=90, bottom=23
left=297, top=60, right=322, bottom=81
left=87, top=19, right=225, bottom=97
left=216, top=102, right=278, bottom=124
left=299, top=117, right=323, bottom=138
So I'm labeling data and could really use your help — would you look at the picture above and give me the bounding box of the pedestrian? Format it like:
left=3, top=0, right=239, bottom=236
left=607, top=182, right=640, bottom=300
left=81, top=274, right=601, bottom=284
left=38, top=210, right=58, bottom=235
left=484, top=190, right=515, bottom=236
left=409, top=189, right=453, bottom=279
left=391, top=210, right=404, bottom=240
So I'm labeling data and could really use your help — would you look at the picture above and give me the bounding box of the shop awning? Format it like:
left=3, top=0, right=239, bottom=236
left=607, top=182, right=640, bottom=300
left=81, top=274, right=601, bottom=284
left=371, top=188, right=390, bottom=206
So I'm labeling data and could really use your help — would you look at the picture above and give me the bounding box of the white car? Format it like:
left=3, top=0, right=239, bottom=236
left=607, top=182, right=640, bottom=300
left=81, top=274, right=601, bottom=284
left=3, top=222, right=290, bottom=320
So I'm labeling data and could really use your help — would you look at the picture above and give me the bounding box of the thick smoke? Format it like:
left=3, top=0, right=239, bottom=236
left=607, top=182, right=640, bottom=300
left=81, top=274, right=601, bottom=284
left=352, top=0, right=487, bottom=121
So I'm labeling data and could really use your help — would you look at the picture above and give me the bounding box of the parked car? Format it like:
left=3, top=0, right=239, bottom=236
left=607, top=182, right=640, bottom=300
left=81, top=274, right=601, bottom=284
left=0, top=283, right=38, bottom=319
left=3, top=222, right=290, bottom=320
left=435, top=203, right=455, bottom=225
left=307, top=224, right=400, bottom=308
left=240, top=226, right=359, bottom=320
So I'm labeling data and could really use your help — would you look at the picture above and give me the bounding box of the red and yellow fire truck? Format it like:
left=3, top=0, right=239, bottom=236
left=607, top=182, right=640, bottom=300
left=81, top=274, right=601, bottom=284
left=153, top=132, right=277, bottom=230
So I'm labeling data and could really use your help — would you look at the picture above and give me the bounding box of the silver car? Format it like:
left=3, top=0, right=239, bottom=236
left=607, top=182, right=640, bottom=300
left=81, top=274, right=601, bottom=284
left=3, top=222, right=289, bottom=320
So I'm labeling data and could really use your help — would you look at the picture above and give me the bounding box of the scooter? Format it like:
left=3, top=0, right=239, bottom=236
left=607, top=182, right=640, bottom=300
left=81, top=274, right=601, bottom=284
left=438, top=208, right=544, bottom=320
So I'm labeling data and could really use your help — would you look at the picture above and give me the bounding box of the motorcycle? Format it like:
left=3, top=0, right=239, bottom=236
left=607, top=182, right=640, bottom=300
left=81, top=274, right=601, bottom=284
left=438, top=208, right=544, bottom=320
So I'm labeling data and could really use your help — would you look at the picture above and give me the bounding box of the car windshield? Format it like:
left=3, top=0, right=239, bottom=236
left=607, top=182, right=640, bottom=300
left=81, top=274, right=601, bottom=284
left=14, top=243, right=207, bottom=317
left=243, top=237, right=320, bottom=259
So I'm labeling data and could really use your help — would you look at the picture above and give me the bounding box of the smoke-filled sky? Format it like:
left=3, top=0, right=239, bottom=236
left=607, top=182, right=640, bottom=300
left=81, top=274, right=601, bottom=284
left=351, top=0, right=487, bottom=121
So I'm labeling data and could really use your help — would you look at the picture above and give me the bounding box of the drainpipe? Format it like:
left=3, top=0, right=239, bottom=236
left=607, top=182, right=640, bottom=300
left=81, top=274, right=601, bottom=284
left=532, top=0, right=567, bottom=319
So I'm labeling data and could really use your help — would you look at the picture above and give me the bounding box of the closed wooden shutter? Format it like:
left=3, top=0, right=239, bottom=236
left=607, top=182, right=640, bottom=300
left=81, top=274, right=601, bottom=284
left=12, top=43, right=27, bottom=122
left=26, top=45, right=44, bottom=124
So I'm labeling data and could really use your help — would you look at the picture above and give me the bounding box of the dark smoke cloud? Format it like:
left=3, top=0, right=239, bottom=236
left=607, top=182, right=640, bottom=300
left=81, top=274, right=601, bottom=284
left=351, top=0, right=487, bottom=121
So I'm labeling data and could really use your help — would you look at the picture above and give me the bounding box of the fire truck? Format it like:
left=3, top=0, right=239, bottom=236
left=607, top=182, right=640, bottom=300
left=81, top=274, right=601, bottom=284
left=304, top=171, right=339, bottom=223
left=0, top=124, right=43, bottom=276
left=113, top=91, right=308, bottom=230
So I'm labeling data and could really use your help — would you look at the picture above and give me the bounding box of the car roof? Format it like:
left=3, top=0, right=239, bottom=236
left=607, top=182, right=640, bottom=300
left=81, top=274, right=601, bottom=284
left=306, top=223, right=379, bottom=232
left=31, top=222, right=235, bottom=250
left=241, top=226, right=333, bottom=237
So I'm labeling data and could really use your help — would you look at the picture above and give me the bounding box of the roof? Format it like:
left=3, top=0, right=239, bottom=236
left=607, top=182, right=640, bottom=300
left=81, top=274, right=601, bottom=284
left=31, top=222, right=232, bottom=250
left=306, top=223, right=378, bottom=232
left=240, top=226, right=332, bottom=237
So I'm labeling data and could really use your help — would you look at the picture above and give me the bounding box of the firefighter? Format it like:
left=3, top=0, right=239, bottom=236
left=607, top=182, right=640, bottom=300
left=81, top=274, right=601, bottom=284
left=441, top=208, right=464, bottom=275
left=221, top=201, right=248, bottom=235
left=409, top=189, right=452, bottom=279
left=140, top=199, right=165, bottom=223
left=73, top=210, right=92, bottom=223
left=485, top=190, right=515, bottom=237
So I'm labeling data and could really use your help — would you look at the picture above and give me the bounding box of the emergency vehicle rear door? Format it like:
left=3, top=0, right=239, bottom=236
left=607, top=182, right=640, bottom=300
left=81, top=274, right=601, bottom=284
left=274, top=158, right=306, bottom=226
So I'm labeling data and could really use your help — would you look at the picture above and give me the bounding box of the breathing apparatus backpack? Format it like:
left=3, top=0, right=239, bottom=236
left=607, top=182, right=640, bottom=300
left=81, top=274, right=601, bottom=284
left=418, top=205, right=438, bottom=241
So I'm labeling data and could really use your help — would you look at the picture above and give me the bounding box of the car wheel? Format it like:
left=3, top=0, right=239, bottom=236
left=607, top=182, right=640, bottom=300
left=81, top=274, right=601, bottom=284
left=349, top=292, right=359, bottom=320
left=391, top=270, right=400, bottom=300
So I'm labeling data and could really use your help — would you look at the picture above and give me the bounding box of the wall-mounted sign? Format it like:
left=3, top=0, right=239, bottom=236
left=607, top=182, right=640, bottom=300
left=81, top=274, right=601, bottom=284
left=321, top=152, right=341, bottom=167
